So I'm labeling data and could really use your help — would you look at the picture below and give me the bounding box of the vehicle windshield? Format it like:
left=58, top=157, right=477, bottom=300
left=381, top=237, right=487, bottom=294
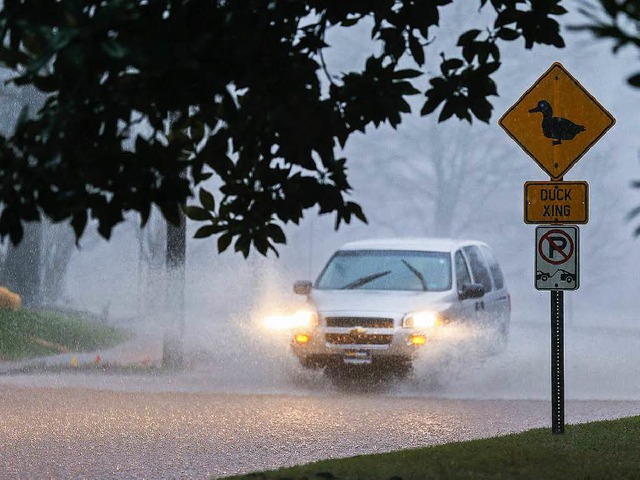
left=315, top=250, right=452, bottom=291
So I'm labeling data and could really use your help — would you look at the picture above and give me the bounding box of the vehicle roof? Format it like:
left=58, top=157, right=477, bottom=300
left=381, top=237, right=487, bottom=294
left=337, top=237, right=489, bottom=253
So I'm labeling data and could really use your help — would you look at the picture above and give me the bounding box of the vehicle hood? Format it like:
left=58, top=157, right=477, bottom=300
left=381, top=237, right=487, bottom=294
left=308, top=289, right=454, bottom=315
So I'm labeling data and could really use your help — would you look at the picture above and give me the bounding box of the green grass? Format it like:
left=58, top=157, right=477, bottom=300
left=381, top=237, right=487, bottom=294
left=223, top=416, right=640, bottom=480
left=0, top=309, right=130, bottom=360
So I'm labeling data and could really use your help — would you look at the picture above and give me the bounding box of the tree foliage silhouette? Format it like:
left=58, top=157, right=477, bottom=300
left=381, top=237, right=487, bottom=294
left=0, top=0, right=567, bottom=256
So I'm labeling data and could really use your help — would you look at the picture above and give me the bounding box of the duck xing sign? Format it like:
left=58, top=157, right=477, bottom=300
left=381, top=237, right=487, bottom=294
left=524, top=181, right=588, bottom=224
left=499, top=62, right=615, bottom=179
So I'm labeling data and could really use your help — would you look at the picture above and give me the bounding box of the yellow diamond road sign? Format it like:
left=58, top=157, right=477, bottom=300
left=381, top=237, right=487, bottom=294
left=499, top=62, right=615, bottom=179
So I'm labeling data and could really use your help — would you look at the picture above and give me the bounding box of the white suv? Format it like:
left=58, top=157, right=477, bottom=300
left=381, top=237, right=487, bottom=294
left=290, top=238, right=510, bottom=375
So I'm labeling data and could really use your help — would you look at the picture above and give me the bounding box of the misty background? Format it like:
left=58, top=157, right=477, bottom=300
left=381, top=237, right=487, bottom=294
left=1, top=4, right=638, bottom=399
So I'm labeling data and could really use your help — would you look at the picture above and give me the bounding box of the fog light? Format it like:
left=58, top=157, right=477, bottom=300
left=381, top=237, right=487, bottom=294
left=294, top=333, right=311, bottom=344
left=410, top=334, right=427, bottom=346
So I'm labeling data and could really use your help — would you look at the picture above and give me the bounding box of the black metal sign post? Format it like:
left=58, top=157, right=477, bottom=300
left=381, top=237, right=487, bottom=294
left=551, top=290, right=564, bottom=434
left=536, top=224, right=577, bottom=435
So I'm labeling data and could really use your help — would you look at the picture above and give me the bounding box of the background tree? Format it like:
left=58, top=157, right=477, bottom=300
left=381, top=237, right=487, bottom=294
left=40, top=220, right=76, bottom=304
left=573, top=0, right=640, bottom=90
left=0, top=222, right=41, bottom=305
left=357, top=119, right=514, bottom=238
left=571, top=1, right=640, bottom=236
left=0, top=0, right=567, bottom=256
left=0, top=70, right=45, bottom=305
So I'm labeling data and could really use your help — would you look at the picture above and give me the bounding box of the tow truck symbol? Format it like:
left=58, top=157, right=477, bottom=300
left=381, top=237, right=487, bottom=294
left=536, top=270, right=551, bottom=282
left=536, top=269, right=575, bottom=283
left=557, top=269, right=575, bottom=283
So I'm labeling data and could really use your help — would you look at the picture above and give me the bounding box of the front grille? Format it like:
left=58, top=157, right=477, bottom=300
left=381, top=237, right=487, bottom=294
left=324, top=316, right=394, bottom=328
left=325, top=333, right=393, bottom=345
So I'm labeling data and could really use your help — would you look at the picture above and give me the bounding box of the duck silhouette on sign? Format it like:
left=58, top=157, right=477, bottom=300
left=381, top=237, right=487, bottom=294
left=528, top=100, right=585, bottom=146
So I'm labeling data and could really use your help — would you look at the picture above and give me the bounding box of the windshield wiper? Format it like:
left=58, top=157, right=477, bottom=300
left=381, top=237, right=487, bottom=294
left=342, top=270, right=392, bottom=289
left=401, top=259, right=428, bottom=291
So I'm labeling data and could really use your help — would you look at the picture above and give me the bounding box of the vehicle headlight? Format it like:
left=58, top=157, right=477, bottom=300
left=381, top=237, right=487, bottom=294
left=263, top=309, right=319, bottom=330
left=402, top=311, right=442, bottom=329
left=291, top=309, right=319, bottom=328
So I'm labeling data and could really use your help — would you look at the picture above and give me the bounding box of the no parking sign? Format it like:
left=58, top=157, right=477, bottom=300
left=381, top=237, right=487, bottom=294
left=535, top=225, right=579, bottom=290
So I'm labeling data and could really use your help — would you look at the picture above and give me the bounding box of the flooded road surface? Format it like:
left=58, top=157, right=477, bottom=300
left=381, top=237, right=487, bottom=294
left=2, top=321, right=640, bottom=478
left=2, top=385, right=640, bottom=479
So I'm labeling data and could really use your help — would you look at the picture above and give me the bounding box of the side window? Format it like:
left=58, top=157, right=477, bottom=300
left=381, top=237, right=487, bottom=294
left=455, top=251, right=471, bottom=292
left=463, top=246, right=493, bottom=292
left=480, top=245, right=505, bottom=290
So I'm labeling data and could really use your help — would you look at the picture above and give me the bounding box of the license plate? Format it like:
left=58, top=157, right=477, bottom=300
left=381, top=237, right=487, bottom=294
left=343, top=350, right=372, bottom=365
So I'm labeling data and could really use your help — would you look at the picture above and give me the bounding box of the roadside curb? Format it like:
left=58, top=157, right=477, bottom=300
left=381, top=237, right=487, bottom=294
left=0, top=333, right=164, bottom=374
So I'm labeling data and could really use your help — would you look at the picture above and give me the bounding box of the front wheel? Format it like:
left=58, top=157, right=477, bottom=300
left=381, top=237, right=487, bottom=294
left=297, top=356, right=323, bottom=370
left=324, top=357, right=413, bottom=382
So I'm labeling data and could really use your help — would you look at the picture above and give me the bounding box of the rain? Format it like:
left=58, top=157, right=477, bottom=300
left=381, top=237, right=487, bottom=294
left=18, top=6, right=637, bottom=400
left=1, top=3, right=640, bottom=478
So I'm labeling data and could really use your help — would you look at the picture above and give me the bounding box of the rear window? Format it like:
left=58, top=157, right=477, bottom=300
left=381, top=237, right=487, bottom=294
left=315, top=250, right=452, bottom=292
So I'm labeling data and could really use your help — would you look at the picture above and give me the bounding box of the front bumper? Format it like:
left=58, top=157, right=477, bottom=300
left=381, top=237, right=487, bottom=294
left=290, top=312, right=438, bottom=365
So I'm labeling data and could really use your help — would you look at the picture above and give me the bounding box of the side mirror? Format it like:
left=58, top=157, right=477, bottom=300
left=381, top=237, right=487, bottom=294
left=293, top=280, right=312, bottom=295
left=459, top=282, right=485, bottom=300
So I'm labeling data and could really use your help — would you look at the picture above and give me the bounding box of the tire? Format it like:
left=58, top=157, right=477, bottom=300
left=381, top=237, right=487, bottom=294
left=324, top=357, right=413, bottom=385
left=298, top=356, right=323, bottom=370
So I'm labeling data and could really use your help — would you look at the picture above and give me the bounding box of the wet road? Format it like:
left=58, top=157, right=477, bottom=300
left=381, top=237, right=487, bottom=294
left=1, top=384, right=640, bottom=479
left=2, top=321, right=640, bottom=479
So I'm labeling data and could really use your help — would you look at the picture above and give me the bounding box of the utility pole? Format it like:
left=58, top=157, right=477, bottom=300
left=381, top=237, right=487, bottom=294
left=163, top=213, right=186, bottom=368
left=162, top=110, right=187, bottom=368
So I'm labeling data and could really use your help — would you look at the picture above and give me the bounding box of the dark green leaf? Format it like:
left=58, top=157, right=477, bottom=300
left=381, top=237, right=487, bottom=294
left=193, top=224, right=218, bottom=238
left=441, top=58, right=464, bottom=73
left=235, top=234, right=251, bottom=258
left=199, top=189, right=215, bottom=211
left=628, top=74, right=640, bottom=88
left=184, top=205, right=212, bottom=221
left=218, top=233, right=233, bottom=252
left=394, top=69, right=422, bottom=80
left=627, top=205, right=640, bottom=220
left=71, top=211, right=88, bottom=239
left=421, top=94, right=445, bottom=116
left=266, top=224, right=286, bottom=244
left=457, top=29, right=481, bottom=46
left=409, top=35, right=425, bottom=66
left=438, top=98, right=458, bottom=122
left=497, top=28, right=519, bottom=41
